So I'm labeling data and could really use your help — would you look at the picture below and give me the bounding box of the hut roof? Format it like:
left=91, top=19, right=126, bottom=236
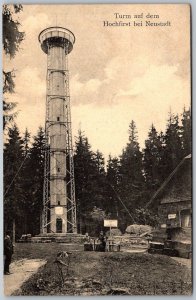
left=145, top=154, right=191, bottom=208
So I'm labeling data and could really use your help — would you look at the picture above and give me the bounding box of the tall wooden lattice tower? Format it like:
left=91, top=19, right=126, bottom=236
left=39, top=27, right=77, bottom=234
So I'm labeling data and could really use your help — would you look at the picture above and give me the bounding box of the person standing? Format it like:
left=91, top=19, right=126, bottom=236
left=98, top=231, right=106, bottom=252
left=4, top=232, right=14, bottom=275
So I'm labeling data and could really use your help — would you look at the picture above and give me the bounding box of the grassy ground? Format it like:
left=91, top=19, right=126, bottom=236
left=12, top=243, right=192, bottom=296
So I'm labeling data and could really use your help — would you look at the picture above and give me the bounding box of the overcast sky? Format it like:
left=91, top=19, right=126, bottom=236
left=4, top=4, right=191, bottom=159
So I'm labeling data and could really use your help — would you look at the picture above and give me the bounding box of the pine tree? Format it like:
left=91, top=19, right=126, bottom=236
left=181, top=107, right=191, bottom=156
left=3, top=5, right=25, bottom=58
left=74, top=131, right=107, bottom=234
left=157, top=131, right=166, bottom=181
left=17, top=128, right=31, bottom=234
left=143, top=124, right=164, bottom=195
left=22, top=128, right=31, bottom=155
left=118, top=121, right=145, bottom=229
left=162, top=112, right=183, bottom=176
left=106, top=155, right=120, bottom=217
left=24, top=127, right=45, bottom=235
left=4, top=124, right=25, bottom=238
left=74, top=131, right=95, bottom=232
left=94, top=150, right=105, bottom=174
left=3, top=5, right=25, bottom=130
left=3, top=98, right=17, bottom=130
left=92, top=150, right=106, bottom=208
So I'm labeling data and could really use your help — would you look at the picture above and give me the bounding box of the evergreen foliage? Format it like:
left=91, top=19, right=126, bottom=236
left=134, top=208, right=160, bottom=227
left=4, top=125, right=25, bottom=237
left=117, top=121, right=145, bottom=230
left=3, top=5, right=25, bottom=58
left=106, top=155, right=120, bottom=216
left=181, top=107, right=191, bottom=156
left=74, top=131, right=107, bottom=234
left=23, top=127, right=45, bottom=235
left=162, top=112, right=183, bottom=176
left=3, top=107, right=191, bottom=236
left=3, top=4, right=25, bottom=129
left=143, top=125, right=165, bottom=200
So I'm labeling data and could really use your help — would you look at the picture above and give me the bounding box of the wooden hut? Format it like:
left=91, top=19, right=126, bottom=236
left=148, top=154, right=192, bottom=258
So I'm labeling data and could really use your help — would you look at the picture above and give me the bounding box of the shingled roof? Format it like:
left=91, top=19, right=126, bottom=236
left=145, top=154, right=191, bottom=208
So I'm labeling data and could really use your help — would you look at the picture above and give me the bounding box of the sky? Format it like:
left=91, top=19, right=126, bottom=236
left=4, top=4, right=191, bottom=159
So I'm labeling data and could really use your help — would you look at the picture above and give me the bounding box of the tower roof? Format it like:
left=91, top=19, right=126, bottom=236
left=38, top=26, right=75, bottom=54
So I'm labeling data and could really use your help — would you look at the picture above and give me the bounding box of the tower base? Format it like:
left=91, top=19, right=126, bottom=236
left=31, top=233, right=85, bottom=244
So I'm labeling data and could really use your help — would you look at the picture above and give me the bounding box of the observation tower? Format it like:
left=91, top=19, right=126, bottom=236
left=39, top=27, right=77, bottom=234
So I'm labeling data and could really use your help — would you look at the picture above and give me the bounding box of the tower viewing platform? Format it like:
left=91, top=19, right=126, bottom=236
left=38, top=26, right=75, bottom=54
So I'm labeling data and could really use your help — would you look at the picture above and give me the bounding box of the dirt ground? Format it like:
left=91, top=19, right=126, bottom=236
left=9, top=243, right=192, bottom=296
left=171, top=257, right=192, bottom=270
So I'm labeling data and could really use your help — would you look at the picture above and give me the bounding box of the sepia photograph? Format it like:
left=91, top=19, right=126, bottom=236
left=3, top=3, right=192, bottom=296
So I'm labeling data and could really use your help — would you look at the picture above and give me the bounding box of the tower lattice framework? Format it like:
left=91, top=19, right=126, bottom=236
left=39, top=27, right=77, bottom=234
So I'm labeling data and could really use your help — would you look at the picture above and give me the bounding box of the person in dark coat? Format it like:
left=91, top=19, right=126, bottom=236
left=98, top=231, right=106, bottom=252
left=4, top=232, right=14, bottom=275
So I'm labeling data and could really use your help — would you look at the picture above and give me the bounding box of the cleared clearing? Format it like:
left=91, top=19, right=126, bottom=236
left=9, top=243, right=192, bottom=296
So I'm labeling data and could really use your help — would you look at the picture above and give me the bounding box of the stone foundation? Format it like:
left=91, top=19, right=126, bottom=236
left=31, top=233, right=85, bottom=244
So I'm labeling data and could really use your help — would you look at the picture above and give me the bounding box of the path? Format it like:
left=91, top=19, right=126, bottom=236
left=4, top=259, right=46, bottom=296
